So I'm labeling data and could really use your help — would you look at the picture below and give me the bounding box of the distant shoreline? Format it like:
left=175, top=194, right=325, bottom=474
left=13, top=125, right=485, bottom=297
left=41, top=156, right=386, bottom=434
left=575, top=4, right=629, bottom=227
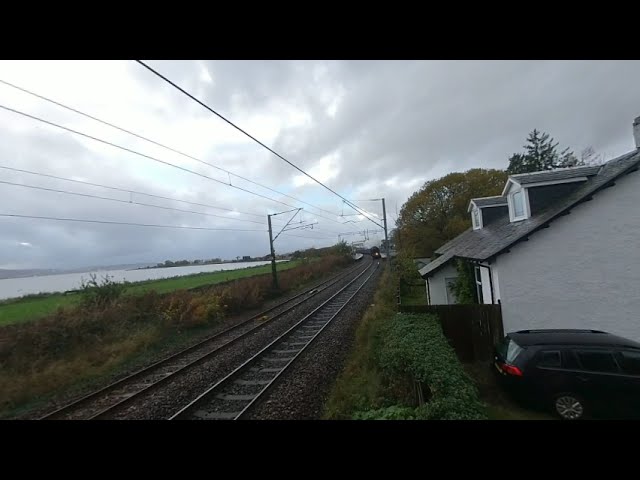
left=0, top=260, right=288, bottom=279
left=0, top=260, right=292, bottom=301
left=135, top=259, right=272, bottom=270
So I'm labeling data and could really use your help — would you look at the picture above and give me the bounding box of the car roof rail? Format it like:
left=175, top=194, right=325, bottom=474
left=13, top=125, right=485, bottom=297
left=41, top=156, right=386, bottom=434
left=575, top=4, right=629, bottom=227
left=515, top=329, right=608, bottom=334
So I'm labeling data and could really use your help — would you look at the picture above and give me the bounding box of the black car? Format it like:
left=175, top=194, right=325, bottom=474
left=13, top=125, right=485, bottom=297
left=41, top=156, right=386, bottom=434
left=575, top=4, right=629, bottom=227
left=493, top=329, right=640, bottom=420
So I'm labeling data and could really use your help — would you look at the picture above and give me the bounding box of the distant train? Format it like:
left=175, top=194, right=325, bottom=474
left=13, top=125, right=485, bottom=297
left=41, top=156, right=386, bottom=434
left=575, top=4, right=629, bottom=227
left=370, top=246, right=381, bottom=259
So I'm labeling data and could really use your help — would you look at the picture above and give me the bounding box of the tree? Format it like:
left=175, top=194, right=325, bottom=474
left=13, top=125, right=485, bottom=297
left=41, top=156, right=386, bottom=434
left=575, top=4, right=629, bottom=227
left=507, top=129, right=585, bottom=174
left=395, top=168, right=508, bottom=257
left=330, top=240, right=352, bottom=258
left=580, top=146, right=605, bottom=165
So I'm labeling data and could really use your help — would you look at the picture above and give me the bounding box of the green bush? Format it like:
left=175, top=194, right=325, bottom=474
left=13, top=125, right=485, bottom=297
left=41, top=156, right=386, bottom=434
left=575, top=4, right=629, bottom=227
left=80, top=274, right=127, bottom=309
left=353, top=405, right=418, bottom=420
left=353, top=313, right=486, bottom=420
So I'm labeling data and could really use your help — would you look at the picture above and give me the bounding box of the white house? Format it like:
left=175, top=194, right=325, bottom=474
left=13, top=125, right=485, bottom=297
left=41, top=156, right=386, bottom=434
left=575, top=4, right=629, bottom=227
left=420, top=116, right=640, bottom=341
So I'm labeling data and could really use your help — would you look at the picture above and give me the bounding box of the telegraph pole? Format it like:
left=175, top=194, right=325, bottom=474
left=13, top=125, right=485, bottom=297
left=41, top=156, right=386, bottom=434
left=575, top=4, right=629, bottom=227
left=267, top=208, right=313, bottom=291
left=382, top=198, right=390, bottom=265
left=267, top=214, right=278, bottom=290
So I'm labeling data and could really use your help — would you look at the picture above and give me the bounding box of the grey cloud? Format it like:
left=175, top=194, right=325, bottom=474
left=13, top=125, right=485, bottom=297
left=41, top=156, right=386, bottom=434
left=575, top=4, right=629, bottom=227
left=267, top=60, right=640, bottom=192
left=0, top=123, right=331, bottom=269
left=2, top=60, right=639, bottom=269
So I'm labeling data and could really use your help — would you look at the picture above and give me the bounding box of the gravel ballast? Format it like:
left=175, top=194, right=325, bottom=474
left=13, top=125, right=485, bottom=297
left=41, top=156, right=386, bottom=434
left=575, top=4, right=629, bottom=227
left=104, top=260, right=374, bottom=419
left=243, top=262, right=383, bottom=420
left=20, top=262, right=362, bottom=420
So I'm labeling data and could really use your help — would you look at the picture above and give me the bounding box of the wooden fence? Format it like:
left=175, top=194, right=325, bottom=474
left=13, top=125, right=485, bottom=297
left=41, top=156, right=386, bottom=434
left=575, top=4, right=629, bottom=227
left=398, top=304, right=504, bottom=363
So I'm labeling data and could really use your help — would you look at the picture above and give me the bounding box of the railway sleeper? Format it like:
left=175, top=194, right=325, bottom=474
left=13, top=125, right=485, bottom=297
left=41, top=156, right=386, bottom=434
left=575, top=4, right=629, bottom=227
left=130, top=383, right=155, bottom=389
left=108, top=392, right=137, bottom=400
left=262, top=356, right=295, bottom=362
left=193, top=410, right=240, bottom=420
left=215, top=394, right=256, bottom=401
left=234, top=379, right=270, bottom=386
left=249, top=367, right=283, bottom=373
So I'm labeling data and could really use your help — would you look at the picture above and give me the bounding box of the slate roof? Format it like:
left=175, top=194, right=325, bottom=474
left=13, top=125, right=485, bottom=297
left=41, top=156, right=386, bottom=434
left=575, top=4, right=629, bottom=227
left=470, top=196, right=508, bottom=208
left=421, top=149, right=640, bottom=278
left=510, top=165, right=602, bottom=185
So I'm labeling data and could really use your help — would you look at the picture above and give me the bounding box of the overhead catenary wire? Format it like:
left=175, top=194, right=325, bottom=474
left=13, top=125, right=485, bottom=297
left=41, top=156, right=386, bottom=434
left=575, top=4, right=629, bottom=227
left=0, top=213, right=266, bottom=232
left=0, top=164, right=267, bottom=219
left=0, top=104, right=317, bottom=214
left=135, top=60, right=384, bottom=229
left=0, top=103, right=351, bottom=227
left=0, top=172, right=360, bottom=235
left=279, top=232, right=337, bottom=240
left=0, top=170, right=365, bottom=235
left=339, top=200, right=384, bottom=228
left=0, top=180, right=270, bottom=226
left=0, top=77, right=346, bottom=222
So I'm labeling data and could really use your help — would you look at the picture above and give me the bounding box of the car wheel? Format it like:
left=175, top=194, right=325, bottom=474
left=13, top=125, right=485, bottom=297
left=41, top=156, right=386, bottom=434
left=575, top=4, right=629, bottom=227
left=553, top=393, right=587, bottom=420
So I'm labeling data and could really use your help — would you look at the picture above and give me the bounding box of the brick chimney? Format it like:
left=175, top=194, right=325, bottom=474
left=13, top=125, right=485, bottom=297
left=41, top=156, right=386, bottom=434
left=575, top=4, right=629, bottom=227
left=634, top=116, right=640, bottom=149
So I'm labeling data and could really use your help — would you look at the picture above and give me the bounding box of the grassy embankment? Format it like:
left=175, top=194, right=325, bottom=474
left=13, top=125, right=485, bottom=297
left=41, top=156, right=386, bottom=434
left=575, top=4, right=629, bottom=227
left=0, top=255, right=350, bottom=417
left=324, top=266, right=554, bottom=420
left=0, top=261, right=303, bottom=327
left=323, top=267, right=486, bottom=420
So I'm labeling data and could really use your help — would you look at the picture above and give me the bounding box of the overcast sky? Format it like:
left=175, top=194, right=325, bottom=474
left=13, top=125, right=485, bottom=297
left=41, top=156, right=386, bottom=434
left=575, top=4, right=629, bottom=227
left=0, top=60, right=638, bottom=269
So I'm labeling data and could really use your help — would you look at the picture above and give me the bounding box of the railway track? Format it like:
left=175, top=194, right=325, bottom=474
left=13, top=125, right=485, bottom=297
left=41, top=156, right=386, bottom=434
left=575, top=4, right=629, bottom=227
left=169, top=260, right=378, bottom=420
left=40, top=260, right=369, bottom=420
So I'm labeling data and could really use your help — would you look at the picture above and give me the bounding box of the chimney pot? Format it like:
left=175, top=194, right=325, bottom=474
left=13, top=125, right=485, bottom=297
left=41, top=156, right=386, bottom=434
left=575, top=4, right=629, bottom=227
left=634, top=116, right=640, bottom=149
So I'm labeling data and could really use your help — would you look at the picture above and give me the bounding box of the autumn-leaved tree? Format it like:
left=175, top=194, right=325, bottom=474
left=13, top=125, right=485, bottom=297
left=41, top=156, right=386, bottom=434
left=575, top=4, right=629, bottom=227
left=395, top=168, right=507, bottom=258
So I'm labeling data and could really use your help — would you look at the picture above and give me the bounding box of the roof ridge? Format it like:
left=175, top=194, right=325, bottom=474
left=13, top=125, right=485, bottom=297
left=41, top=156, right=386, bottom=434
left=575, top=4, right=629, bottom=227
left=510, top=165, right=600, bottom=178
left=471, top=195, right=504, bottom=200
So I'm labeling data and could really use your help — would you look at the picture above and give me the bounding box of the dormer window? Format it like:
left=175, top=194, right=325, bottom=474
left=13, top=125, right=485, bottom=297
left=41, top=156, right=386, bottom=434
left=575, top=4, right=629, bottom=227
left=508, top=188, right=530, bottom=222
left=472, top=207, right=482, bottom=230
left=469, top=197, right=507, bottom=229
left=512, top=190, right=525, bottom=217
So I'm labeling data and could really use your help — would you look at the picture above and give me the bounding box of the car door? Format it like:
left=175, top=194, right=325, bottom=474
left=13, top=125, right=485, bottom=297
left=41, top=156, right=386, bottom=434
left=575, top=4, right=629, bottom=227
left=528, top=349, right=566, bottom=395
left=527, top=349, right=583, bottom=400
left=572, top=348, right=624, bottom=417
left=613, top=349, right=640, bottom=418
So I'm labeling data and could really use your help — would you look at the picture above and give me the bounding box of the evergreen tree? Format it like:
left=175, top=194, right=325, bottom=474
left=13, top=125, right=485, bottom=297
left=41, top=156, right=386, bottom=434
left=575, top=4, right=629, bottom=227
left=507, top=129, right=585, bottom=174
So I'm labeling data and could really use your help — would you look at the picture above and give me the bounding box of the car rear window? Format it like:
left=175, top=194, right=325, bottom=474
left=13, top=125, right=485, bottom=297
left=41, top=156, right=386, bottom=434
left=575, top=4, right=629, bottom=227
left=537, top=350, right=561, bottom=368
left=617, top=351, right=640, bottom=375
left=576, top=350, right=619, bottom=373
left=498, top=337, right=524, bottom=363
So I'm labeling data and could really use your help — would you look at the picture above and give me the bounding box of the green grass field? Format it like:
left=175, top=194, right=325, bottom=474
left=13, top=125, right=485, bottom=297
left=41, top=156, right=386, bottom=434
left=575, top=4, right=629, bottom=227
left=0, top=261, right=302, bottom=327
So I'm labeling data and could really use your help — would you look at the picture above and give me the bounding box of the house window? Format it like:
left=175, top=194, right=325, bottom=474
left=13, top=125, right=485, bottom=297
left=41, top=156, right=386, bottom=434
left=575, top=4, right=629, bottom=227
left=472, top=208, right=481, bottom=229
left=474, top=266, right=483, bottom=304
left=445, top=277, right=458, bottom=304
left=512, top=190, right=525, bottom=218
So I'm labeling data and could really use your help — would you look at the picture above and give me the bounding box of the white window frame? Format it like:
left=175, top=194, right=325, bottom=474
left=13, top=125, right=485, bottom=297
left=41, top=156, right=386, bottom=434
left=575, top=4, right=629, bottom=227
left=508, top=187, right=530, bottom=222
left=474, top=266, right=483, bottom=304
left=445, top=277, right=458, bottom=304
left=472, top=207, right=482, bottom=230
